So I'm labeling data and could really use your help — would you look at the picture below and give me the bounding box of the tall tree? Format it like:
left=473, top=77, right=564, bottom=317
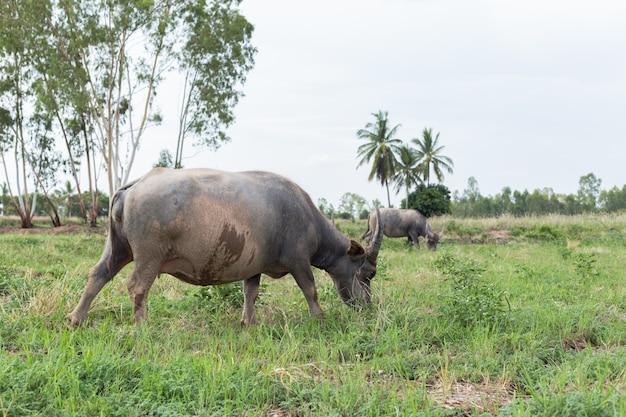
left=412, top=127, right=454, bottom=186
left=337, top=192, right=367, bottom=220
left=356, top=110, right=402, bottom=207
left=174, top=1, right=255, bottom=169
left=577, top=172, right=602, bottom=212
left=0, top=0, right=50, bottom=227
left=392, top=144, right=423, bottom=208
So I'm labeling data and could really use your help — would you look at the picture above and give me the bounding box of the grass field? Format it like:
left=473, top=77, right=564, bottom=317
left=1, top=214, right=625, bottom=416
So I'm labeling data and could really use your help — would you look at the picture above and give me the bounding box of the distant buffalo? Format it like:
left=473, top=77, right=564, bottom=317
left=68, top=168, right=384, bottom=326
left=362, top=208, right=443, bottom=251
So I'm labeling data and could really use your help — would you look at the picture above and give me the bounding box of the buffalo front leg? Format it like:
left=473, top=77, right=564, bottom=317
left=241, top=274, right=261, bottom=325
left=408, top=232, right=421, bottom=250
left=291, top=267, right=324, bottom=318
left=125, top=263, right=159, bottom=325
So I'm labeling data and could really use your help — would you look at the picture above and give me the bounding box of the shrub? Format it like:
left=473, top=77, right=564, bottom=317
left=407, top=184, right=452, bottom=217
left=510, top=224, right=564, bottom=241
left=435, top=254, right=510, bottom=328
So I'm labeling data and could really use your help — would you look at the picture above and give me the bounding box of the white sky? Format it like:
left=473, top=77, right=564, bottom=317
left=139, top=0, right=626, bottom=208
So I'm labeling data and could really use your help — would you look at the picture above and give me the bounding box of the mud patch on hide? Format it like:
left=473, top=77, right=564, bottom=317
left=202, top=224, right=247, bottom=277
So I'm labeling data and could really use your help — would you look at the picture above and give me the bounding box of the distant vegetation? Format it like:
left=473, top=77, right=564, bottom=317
left=319, top=172, right=626, bottom=220
left=451, top=172, right=626, bottom=217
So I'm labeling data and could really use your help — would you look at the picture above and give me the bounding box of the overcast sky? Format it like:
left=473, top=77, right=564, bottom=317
left=143, top=0, right=626, bottom=208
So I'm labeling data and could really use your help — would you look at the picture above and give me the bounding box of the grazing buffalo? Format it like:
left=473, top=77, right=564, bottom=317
left=68, top=168, right=383, bottom=326
left=362, top=208, right=443, bottom=251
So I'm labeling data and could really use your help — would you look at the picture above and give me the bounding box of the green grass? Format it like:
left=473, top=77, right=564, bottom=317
left=1, top=215, right=625, bottom=416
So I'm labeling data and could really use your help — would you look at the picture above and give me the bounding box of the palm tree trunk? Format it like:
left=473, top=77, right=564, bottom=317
left=405, top=184, right=409, bottom=209
left=385, top=179, right=391, bottom=207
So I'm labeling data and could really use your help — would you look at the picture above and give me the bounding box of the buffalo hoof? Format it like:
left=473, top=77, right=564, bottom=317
left=66, top=312, right=83, bottom=328
left=240, top=317, right=259, bottom=326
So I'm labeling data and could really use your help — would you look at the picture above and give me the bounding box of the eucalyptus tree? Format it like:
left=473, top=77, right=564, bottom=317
left=412, top=127, right=454, bottom=186
left=174, top=1, right=256, bottom=169
left=392, top=144, right=423, bottom=209
left=0, top=0, right=51, bottom=227
left=356, top=110, right=402, bottom=207
left=1, top=0, right=256, bottom=218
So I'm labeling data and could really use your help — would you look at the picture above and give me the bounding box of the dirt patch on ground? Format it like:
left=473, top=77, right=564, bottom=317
left=0, top=225, right=106, bottom=235
left=488, top=230, right=510, bottom=243
left=429, top=380, right=516, bottom=413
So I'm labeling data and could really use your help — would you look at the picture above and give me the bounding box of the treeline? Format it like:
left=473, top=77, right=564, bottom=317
left=1, top=187, right=109, bottom=221
left=450, top=173, right=626, bottom=217
left=321, top=172, right=626, bottom=220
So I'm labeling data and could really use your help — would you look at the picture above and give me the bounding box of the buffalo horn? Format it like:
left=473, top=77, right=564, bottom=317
left=367, top=203, right=383, bottom=263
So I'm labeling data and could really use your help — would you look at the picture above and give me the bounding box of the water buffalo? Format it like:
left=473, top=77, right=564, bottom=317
left=362, top=208, right=443, bottom=251
left=68, top=168, right=383, bottom=326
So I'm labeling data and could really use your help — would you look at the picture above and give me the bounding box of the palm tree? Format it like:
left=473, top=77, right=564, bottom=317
left=356, top=111, right=403, bottom=206
left=412, top=127, right=454, bottom=185
left=392, top=145, right=423, bottom=208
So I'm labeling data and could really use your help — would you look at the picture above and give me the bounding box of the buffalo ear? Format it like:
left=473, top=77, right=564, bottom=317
left=348, top=239, right=366, bottom=257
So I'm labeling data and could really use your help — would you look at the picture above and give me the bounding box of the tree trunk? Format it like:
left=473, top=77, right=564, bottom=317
left=385, top=179, right=391, bottom=207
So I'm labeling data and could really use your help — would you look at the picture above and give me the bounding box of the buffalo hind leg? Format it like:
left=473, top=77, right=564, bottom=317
left=126, top=262, right=160, bottom=325
left=67, top=246, right=131, bottom=326
left=241, top=274, right=261, bottom=325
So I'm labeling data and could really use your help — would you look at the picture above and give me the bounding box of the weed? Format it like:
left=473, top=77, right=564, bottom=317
left=572, top=252, right=601, bottom=279
left=194, top=282, right=247, bottom=312
left=502, top=391, right=625, bottom=417
left=435, top=254, right=510, bottom=328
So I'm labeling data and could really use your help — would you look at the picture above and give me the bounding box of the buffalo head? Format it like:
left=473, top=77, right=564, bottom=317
left=327, top=204, right=383, bottom=307
left=425, top=225, right=444, bottom=251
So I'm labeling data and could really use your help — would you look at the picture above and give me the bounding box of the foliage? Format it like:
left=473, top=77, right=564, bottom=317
left=195, top=282, right=246, bottom=313
left=407, top=184, right=451, bottom=217
left=392, top=144, right=423, bottom=208
left=411, top=127, right=454, bottom=186
left=154, top=149, right=175, bottom=168
left=572, top=252, right=600, bottom=279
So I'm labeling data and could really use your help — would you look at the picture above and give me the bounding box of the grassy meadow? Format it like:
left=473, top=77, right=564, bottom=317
left=1, top=214, right=625, bottom=416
